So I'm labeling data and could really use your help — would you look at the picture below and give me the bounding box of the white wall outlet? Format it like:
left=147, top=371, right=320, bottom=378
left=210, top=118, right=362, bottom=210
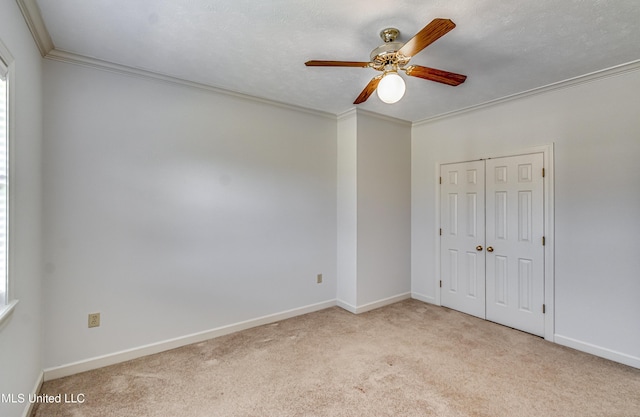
left=88, top=312, right=100, bottom=328
left=317, top=273, right=323, bottom=284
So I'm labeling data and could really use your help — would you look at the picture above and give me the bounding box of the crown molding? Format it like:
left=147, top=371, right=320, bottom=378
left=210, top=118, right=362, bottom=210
left=355, top=108, right=412, bottom=126
left=337, top=108, right=411, bottom=126
left=414, top=59, right=640, bottom=126
left=16, top=0, right=54, bottom=56
left=15, top=0, right=336, bottom=120
left=336, top=108, right=357, bottom=121
left=45, top=49, right=337, bottom=120
left=19, top=0, right=638, bottom=127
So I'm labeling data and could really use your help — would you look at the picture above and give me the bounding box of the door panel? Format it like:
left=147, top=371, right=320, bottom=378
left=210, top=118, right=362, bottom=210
left=440, top=161, right=485, bottom=319
left=486, top=154, right=545, bottom=336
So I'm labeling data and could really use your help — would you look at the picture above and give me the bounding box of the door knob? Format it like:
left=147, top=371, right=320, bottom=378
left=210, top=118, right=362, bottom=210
left=476, top=245, right=483, bottom=251
left=487, top=246, right=494, bottom=252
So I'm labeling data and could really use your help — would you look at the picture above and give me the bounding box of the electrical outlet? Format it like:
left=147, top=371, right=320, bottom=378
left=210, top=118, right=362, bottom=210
left=317, top=273, right=323, bottom=284
left=88, top=312, right=100, bottom=328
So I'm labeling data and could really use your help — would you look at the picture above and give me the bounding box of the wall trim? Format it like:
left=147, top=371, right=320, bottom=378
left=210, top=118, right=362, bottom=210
left=337, top=108, right=357, bottom=121
left=410, top=298, right=638, bottom=370
left=0, top=299, right=19, bottom=327
left=414, top=59, right=640, bottom=126
left=411, top=292, right=436, bottom=304
left=20, top=370, right=43, bottom=417
left=337, top=108, right=412, bottom=125
left=16, top=0, right=335, bottom=120
left=354, top=108, right=412, bottom=126
left=336, top=299, right=357, bottom=314
left=43, top=299, right=337, bottom=381
left=337, top=292, right=411, bottom=315
left=15, top=0, right=54, bottom=56
left=555, top=335, right=640, bottom=369
left=16, top=0, right=640, bottom=126
left=354, top=293, right=410, bottom=314
left=44, top=49, right=337, bottom=121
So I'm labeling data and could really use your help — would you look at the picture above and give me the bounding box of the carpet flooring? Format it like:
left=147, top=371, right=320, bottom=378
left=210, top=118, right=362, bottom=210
left=32, top=300, right=640, bottom=416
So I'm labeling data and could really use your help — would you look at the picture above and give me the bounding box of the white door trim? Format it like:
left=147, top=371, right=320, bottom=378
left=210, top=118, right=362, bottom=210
left=434, top=144, right=555, bottom=341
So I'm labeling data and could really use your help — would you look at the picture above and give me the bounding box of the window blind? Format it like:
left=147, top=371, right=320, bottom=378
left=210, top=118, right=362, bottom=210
left=0, top=64, right=7, bottom=307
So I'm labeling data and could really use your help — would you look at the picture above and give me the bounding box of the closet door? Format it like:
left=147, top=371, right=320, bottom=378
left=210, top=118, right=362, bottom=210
left=440, top=161, right=486, bottom=319
left=485, top=153, right=545, bottom=336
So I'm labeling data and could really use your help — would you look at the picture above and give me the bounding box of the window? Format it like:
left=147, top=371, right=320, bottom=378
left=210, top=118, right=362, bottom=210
left=0, top=42, right=16, bottom=323
left=0, top=57, right=7, bottom=310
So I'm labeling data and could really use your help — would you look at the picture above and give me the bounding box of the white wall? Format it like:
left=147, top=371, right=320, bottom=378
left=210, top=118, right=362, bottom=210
left=412, top=66, right=640, bottom=366
left=336, top=113, right=357, bottom=307
left=0, top=2, right=44, bottom=417
left=336, top=111, right=412, bottom=311
left=355, top=112, right=412, bottom=308
left=42, top=60, right=337, bottom=368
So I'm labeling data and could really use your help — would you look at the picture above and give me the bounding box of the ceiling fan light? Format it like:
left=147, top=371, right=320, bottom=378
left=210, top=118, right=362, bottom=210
left=377, top=72, right=406, bottom=104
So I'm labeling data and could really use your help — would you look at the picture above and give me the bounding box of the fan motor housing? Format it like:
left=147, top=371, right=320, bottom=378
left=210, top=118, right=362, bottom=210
left=369, top=27, right=410, bottom=71
left=370, top=42, right=409, bottom=71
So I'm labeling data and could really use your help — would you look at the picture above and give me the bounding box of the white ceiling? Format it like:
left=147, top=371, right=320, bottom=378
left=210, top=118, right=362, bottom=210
left=30, top=0, right=640, bottom=121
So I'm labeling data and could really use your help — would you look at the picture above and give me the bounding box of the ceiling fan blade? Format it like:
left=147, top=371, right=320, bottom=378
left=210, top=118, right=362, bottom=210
left=405, top=65, right=467, bottom=86
left=397, top=18, right=456, bottom=58
left=305, top=60, right=371, bottom=67
left=354, top=75, right=383, bottom=104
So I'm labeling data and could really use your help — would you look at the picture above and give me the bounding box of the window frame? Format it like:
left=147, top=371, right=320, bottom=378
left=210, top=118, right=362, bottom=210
left=0, top=39, right=18, bottom=326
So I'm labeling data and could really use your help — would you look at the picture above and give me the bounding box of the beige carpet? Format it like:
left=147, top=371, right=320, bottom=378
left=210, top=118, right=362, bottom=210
left=33, top=300, right=640, bottom=416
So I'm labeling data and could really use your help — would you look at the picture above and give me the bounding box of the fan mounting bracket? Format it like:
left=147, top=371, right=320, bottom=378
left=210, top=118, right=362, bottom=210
left=379, top=28, right=400, bottom=43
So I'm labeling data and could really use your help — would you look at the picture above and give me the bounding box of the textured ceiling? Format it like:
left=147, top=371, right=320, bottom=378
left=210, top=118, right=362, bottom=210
left=33, top=0, right=640, bottom=122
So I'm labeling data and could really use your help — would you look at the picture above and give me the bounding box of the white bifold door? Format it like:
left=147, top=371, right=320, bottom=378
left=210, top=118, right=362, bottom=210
left=440, top=160, right=486, bottom=319
left=440, top=153, right=545, bottom=336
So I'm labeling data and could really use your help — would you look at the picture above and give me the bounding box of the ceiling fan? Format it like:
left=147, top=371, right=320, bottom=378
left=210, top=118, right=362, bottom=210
left=305, top=18, right=467, bottom=104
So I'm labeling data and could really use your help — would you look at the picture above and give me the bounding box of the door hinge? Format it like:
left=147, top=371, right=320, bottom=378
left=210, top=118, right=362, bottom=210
left=439, top=176, right=442, bottom=184
left=542, top=168, right=545, bottom=178
left=439, top=228, right=442, bottom=236
left=542, top=304, right=546, bottom=314
left=439, top=280, right=442, bottom=288
left=542, top=236, right=546, bottom=246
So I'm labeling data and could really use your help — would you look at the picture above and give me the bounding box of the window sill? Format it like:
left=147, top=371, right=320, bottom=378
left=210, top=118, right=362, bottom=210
left=0, top=299, right=19, bottom=327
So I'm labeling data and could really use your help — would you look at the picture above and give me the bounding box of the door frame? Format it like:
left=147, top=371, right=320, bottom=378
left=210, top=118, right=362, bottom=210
left=434, top=144, right=555, bottom=341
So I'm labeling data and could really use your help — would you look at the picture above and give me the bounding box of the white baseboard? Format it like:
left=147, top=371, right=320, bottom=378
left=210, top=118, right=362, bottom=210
left=21, top=370, right=44, bottom=417
left=336, top=299, right=357, bottom=313
left=554, top=334, right=640, bottom=369
left=355, top=292, right=411, bottom=314
left=44, top=299, right=337, bottom=381
left=337, top=292, right=411, bottom=315
left=412, top=296, right=639, bottom=369
left=411, top=292, right=437, bottom=304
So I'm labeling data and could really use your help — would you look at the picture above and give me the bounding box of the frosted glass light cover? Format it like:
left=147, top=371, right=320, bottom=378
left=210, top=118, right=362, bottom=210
left=377, top=73, right=406, bottom=104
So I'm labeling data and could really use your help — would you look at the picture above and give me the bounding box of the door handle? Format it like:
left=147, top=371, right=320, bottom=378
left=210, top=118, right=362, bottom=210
left=476, top=245, right=483, bottom=251
left=487, top=246, right=494, bottom=252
